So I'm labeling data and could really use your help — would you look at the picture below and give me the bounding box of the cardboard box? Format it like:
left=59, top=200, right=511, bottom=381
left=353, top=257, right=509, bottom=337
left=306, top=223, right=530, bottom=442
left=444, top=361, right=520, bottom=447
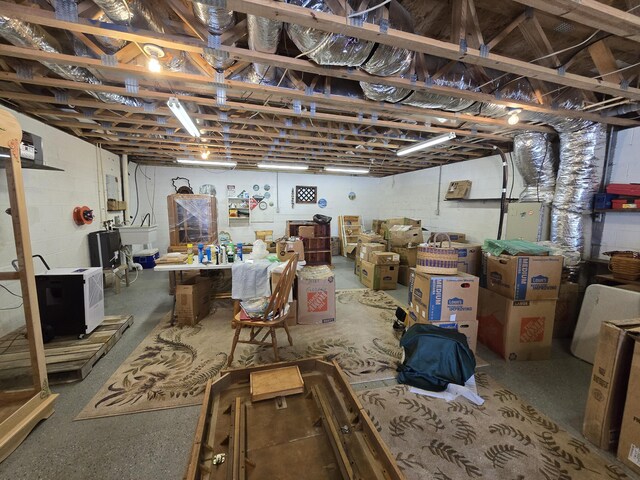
left=477, top=288, right=556, bottom=361
left=397, top=265, right=413, bottom=286
left=359, top=242, right=386, bottom=263
left=618, top=335, right=640, bottom=474
left=385, top=217, right=421, bottom=228
left=445, top=180, right=472, bottom=200
left=388, top=225, right=423, bottom=247
left=553, top=282, right=581, bottom=338
left=331, top=236, right=340, bottom=256
left=297, top=266, right=336, bottom=325
left=358, top=232, right=384, bottom=244
left=107, top=199, right=127, bottom=211
left=584, top=319, right=640, bottom=450
left=298, top=226, right=315, bottom=238
left=175, top=276, right=214, bottom=326
left=168, top=270, right=201, bottom=295
left=277, top=239, right=305, bottom=262
left=391, top=246, right=418, bottom=267
left=371, top=251, right=400, bottom=266
left=406, top=310, right=478, bottom=353
left=360, top=260, right=399, bottom=290
left=372, top=219, right=385, bottom=235
left=452, top=242, right=482, bottom=276
left=429, top=232, right=466, bottom=243
left=485, top=254, right=563, bottom=301
left=409, top=271, right=479, bottom=322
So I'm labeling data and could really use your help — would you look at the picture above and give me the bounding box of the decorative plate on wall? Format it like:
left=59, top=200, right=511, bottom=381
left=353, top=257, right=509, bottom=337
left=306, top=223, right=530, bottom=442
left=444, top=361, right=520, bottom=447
left=295, top=185, right=317, bottom=204
left=318, top=198, right=327, bottom=208
left=348, top=192, right=356, bottom=200
left=264, top=184, right=271, bottom=191
left=253, top=184, right=260, bottom=191
left=263, top=192, right=271, bottom=199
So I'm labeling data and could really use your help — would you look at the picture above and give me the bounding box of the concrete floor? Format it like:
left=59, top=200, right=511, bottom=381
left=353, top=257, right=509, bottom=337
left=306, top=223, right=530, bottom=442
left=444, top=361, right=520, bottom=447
left=0, top=256, right=623, bottom=478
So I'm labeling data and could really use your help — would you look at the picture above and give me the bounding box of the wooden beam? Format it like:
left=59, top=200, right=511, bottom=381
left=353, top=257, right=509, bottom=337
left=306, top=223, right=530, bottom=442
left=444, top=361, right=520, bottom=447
left=451, top=0, right=468, bottom=45
left=219, top=0, right=640, bottom=99
left=487, top=12, right=527, bottom=50
left=509, top=0, right=640, bottom=42
left=518, top=16, right=560, bottom=68
left=588, top=40, right=625, bottom=84
left=1, top=1, right=638, bottom=114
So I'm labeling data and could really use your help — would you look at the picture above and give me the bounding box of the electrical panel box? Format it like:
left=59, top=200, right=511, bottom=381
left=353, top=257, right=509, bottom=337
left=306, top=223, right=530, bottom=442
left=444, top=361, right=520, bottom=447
left=505, top=202, right=550, bottom=242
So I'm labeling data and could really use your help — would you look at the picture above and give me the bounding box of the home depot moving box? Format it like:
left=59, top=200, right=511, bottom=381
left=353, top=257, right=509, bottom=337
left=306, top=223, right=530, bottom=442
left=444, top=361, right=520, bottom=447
left=452, top=242, right=482, bottom=276
left=406, top=309, right=478, bottom=352
left=175, top=276, right=214, bottom=326
left=297, top=266, right=336, bottom=325
left=388, top=225, right=423, bottom=247
left=584, top=319, right=640, bottom=450
left=485, top=254, right=563, bottom=300
left=360, top=260, right=399, bottom=290
left=391, top=246, right=417, bottom=267
left=618, top=336, right=640, bottom=475
left=409, top=271, right=479, bottom=323
left=477, top=287, right=556, bottom=361
left=359, top=242, right=386, bottom=263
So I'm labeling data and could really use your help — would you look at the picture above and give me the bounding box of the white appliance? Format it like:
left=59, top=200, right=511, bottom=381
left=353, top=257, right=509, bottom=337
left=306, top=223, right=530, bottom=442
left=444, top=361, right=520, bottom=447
left=36, top=267, right=104, bottom=339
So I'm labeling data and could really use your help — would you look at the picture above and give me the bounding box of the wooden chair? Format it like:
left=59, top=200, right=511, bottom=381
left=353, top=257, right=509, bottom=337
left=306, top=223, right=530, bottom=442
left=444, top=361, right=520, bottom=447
left=227, top=254, right=298, bottom=366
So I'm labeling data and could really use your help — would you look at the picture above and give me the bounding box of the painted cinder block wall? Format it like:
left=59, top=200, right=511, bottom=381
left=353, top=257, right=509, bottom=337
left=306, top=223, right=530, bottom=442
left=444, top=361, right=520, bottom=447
left=0, top=106, right=121, bottom=336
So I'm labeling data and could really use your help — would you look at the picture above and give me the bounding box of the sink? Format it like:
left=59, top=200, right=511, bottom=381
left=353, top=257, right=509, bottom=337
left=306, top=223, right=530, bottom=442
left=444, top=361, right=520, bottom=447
left=116, top=225, right=158, bottom=245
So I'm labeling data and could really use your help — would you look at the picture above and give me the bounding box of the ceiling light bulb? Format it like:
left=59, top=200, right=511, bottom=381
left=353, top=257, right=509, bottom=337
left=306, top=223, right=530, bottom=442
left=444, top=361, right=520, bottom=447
left=201, top=151, right=210, bottom=160
left=507, top=114, right=520, bottom=125
left=147, top=56, right=161, bottom=73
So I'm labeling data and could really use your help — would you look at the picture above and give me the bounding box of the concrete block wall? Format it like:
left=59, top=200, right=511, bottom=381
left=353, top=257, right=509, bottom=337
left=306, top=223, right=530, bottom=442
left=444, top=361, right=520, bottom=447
left=126, top=164, right=382, bottom=252
left=598, top=126, right=640, bottom=258
left=377, top=154, right=526, bottom=244
left=0, top=106, right=120, bottom=336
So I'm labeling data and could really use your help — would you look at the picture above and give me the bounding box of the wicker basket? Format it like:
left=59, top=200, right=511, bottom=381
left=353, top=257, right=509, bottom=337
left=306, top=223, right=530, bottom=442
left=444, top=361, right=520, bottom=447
left=416, top=233, right=459, bottom=275
left=606, top=251, right=640, bottom=281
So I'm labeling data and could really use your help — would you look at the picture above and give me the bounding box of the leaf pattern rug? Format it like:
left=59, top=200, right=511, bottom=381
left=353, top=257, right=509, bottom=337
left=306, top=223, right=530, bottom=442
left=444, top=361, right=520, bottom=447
left=76, top=289, right=404, bottom=420
left=358, top=372, right=634, bottom=480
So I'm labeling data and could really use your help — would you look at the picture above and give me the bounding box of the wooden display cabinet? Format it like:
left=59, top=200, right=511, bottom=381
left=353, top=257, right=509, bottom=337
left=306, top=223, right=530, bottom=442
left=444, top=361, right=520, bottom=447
left=0, top=110, right=58, bottom=462
left=167, top=194, right=218, bottom=246
left=287, top=220, right=332, bottom=266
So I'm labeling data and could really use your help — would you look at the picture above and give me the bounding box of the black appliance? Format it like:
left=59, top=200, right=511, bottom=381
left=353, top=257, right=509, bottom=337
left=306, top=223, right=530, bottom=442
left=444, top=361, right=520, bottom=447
left=88, top=230, right=121, bottom=268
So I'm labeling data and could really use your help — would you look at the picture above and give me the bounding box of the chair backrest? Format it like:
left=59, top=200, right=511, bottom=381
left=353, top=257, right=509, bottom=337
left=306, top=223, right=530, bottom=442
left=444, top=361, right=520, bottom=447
left=262, top=254, right=298, bottom=322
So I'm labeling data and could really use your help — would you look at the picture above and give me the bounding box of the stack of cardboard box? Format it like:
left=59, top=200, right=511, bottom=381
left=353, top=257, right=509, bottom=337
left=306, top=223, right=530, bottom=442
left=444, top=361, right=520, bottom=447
left=583, top=319, right=640, bottom=475
left=361, top=251, right=400, bottom=290
left=478, top=254, right=563, bottom=361
left=406, top=269, right=480, bottom=352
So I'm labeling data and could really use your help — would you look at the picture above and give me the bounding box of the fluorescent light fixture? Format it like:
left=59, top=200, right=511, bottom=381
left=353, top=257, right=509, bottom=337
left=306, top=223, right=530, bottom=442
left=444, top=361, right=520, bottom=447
left=167, top=97, right=200, bottom=138
left=257, top=163, right=308, bottom=171
left=177, top=158, right=236, bottom=167
left=396, top=132, right=456, bottom=157
left=324, top=167, right=370, bottom=175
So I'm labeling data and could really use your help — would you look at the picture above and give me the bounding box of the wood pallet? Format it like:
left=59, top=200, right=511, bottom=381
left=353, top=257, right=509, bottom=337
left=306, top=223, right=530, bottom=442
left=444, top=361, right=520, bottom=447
left=0, top=315, right=134, bottom=385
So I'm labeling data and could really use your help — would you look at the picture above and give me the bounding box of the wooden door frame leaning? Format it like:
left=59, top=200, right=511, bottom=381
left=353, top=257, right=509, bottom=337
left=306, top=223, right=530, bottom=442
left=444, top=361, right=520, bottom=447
left=0, top=109, right=58, bottom=462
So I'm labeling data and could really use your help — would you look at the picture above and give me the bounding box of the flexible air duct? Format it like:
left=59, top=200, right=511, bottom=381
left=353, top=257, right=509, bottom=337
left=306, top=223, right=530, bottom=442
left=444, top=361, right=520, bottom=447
left=247, top=14, right=283, bottom=84
left=285, top=0, right=380, bottom=66
left=512, top=132, right=557, bottom=204
left=0, top=17, right=142, bottom=107
left=191, top=1, right=236, bottom=70
left=92, top=0, right=166, bottom=33
left=92, top=14, right=127, bottom=54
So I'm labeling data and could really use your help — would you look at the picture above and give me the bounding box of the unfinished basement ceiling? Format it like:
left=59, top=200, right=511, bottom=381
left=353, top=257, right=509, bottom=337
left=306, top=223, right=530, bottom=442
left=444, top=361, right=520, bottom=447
left=0, top=0, right=638, bottom=176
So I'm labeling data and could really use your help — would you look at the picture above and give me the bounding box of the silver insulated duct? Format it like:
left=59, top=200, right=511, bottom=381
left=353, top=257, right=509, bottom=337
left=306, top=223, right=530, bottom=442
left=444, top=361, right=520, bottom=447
left=192, top=0, right=236, bottom=70
left=512, top=132, right=557, bottom=204
left=0, top=17, right=141, bottom=107
left=92, top=0, right=166, bottom=33
left=247, top=14, right=283, bottom=83
left=285, top=0, right=380, bottom=66
left=550, top=122, right=606, bottom=253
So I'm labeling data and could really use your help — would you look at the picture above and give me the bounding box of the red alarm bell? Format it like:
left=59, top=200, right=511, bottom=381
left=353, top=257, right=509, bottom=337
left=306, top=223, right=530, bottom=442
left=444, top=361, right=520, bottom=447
left=73, top=206, right=94, bottom=225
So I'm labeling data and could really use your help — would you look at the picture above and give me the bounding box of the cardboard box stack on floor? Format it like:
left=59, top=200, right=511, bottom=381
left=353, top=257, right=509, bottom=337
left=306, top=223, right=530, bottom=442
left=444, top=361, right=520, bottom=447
left=175, top=276, right=214, bottom=326
left=478, top=252, right=563, bottom=361
left=406, top=268, right=480, bottom=352
left=583, top=320, right=640, bottom=452
left=355, top=241, right=385, bottom=278
left=361, top=252, right=400, bottom=290
left=618, top=333, right=640, bottom=475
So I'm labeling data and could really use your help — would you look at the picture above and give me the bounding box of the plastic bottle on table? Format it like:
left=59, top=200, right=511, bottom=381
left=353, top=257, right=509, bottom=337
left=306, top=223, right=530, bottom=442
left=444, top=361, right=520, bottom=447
left=197, top=243, right=204, bottom=263
left=227, top=242, right=235, bottom=263
left=236, top=243, right=243, bottom=261
left=205, top=245, right=212, bottom=262
left=187, top=243, right=194, bottom=264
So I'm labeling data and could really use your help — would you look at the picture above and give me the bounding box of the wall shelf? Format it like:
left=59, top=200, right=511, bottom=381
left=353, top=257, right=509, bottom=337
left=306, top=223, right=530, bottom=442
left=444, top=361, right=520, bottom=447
left=594, top=208, right=640, bottom=213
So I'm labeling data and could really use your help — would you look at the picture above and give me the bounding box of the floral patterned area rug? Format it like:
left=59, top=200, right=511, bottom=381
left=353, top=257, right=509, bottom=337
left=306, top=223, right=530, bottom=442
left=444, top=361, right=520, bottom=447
left=76, top=289, right=404, bottom=420
left=357, top=372, right=634, bottom=480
